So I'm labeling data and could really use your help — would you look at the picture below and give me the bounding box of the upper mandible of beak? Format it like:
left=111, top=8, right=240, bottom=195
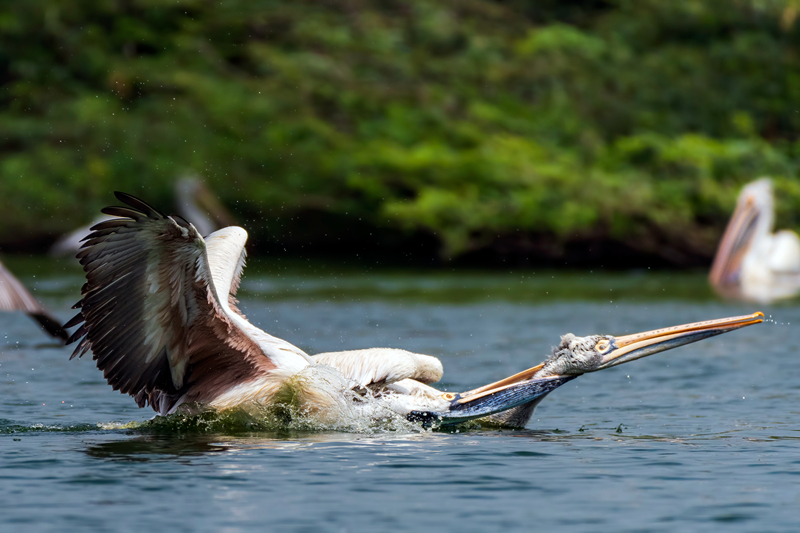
left=595, top=312, right=764, bottom=370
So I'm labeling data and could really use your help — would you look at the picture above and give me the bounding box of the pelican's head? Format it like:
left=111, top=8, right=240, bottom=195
left=422, top=312, right=764, bottom=426
left=537, top=312, right=765, bottom=378
left=710, top=178, right=775, bottom=293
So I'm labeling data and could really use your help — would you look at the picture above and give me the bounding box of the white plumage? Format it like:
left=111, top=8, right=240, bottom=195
left=314, top=348, right=443, bottom=389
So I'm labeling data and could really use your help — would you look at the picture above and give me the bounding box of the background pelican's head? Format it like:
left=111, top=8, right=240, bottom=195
left=709, top=178, right=775, bottom=292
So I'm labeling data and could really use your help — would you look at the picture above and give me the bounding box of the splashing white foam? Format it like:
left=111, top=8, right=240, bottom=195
left=105, top=365, right=427, bottom=434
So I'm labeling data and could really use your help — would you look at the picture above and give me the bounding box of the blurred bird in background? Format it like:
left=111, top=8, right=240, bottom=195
left=0, top=259, right=68, bottom=342
left=709, top=178, right=800, bottom=303
left=49, top=175, right=235, bottom=257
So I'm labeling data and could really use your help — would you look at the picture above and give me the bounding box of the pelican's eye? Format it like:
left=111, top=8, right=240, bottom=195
left=595, top=339, right=611, bottom=354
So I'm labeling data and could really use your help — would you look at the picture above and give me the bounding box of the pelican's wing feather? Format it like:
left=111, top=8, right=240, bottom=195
left=66, top=192, right=277, bottom=414
left=313, top=348, right=443, bottom=388
left=0, top=260, right=68, bottom=341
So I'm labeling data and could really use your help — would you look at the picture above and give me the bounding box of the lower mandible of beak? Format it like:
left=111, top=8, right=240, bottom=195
left=407, top=375, right=576, bottom=427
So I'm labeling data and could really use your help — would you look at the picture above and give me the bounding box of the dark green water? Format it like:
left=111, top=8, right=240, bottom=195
left=1, top=257, right=798, bottom=532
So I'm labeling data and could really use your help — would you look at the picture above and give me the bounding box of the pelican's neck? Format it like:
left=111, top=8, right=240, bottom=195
left=741, top=179, right=775, bottom=254
left=737, top=182, right=782, bottom=292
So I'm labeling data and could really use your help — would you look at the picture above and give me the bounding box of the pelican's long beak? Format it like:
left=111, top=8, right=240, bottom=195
left=408, top=312, right=763, bottom=427
left=591, top=312, right=764, bottom=371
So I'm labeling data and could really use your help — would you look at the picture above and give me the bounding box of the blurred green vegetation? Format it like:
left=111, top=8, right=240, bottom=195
left=2, top=0, right=800, bottom=265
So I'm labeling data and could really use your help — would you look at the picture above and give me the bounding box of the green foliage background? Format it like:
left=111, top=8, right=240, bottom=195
left=2, top=0, right=800, bottom=264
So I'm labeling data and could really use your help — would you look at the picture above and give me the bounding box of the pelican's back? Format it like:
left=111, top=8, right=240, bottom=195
left=767, top=230, right=800, bottom=274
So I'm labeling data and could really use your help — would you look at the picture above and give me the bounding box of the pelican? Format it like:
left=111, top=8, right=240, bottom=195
left=50, top=175, right=234, bottom=256
left=710, top=178, right=800, bottom=303
left=173, top=175, right=236, bottom=237
left=0, top=259, right=68, bottom=341
left=66, top=193, right=763, bottom=428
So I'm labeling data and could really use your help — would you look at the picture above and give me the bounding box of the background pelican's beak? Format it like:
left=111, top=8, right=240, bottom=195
left=709, top=196, right=762, bottom=290
left=594, top=312, right=764, bottom=370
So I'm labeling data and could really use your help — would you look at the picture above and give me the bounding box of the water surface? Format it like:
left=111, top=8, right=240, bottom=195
left=1, top=257, right=798, bottom=531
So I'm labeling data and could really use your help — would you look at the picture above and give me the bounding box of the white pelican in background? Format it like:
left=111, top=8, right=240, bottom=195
left=0, top=259, right=68, bottom=342
left=710, top=178, right=800, bottom=303
left=65, top=193, right=763, bottom=428
left=173, top=175, right=236, bottom=237
left=50, top=175, right=234, bottom=256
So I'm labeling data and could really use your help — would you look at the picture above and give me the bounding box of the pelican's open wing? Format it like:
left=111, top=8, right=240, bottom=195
left=313, top=348, right=443, bottom=388
left=65, top=192, right=307, bottom=414
left=0, top=260, right=68, bottom=341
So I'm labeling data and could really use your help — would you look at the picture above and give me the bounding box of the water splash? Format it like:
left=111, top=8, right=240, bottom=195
left=0, top=419, right=99, bottom=434
left=1, top=365, right=428, bottom=435
left=142, top=365, right=425, bottom=434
